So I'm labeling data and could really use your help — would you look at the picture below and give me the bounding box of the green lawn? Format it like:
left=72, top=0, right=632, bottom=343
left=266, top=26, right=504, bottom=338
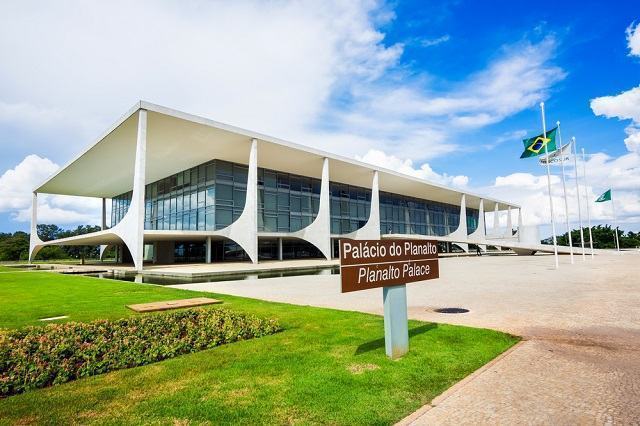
left=0, top=264, right=31, bottom=272
left=0, top=271, right=518, bottom=425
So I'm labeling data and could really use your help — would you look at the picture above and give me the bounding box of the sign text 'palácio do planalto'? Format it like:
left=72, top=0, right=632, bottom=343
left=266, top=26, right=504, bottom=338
left=339, top=239, right=439, bottom=293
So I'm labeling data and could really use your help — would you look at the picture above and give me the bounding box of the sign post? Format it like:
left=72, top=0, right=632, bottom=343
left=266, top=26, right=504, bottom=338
left=339, top=239, right=439, bottom=359
left=383, top=285, right=409, bottom=358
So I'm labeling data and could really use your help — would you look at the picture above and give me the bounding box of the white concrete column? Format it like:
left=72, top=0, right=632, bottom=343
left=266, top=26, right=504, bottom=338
left=477, top=199, right=485, bottom=237
left=28, top=192, right=43, bottom=263
left=446, top=194, right=468, bottom=252
left=278, top=238, right=283, bottom=260
left=493, top=202, right=500, bottom=232
left=206, top=236, right=212, bottom=263
left=244, top=139, right=258, bottom=263
left=314, top=157, right=332, bottom=259
left=468, top=198, right=486, bottom=252
left=469, top=199, right=485, bottom=240
left=218, top=138, right=258, bottom=263
left=116, top=109, right=147, bottom=271
left=346, top=170, right=380, bottom=240
left=292, top=157, right=331, bottom=259
left=131, top=109, right=147, bottom=270
left=99, top=198, right=108, bottom=260
left=506, top=206, right=513, bottom=237
left=517, top=207, right=523, bottom=235
left=492, top=202, right=502, bottom=250
left=459, top=194, right=468, bottom=236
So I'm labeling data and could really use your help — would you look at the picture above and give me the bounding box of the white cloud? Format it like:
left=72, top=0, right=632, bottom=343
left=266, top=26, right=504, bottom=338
left=0, top=155, right=58, bottom=211
left=0, top=155, right=101, bottom=226
left=0, top=1, right=569, bottom=228
left=420, top=34, right=450, bottom=47
left=482, top=151, right=640, bottom=229
left=356, top=149, right=469, bottom=188
left=13, top=202, right=101, bottom=226
left=1, top=1, right=563, bottom=163
left=624, top=128, right=640, bottom=153
left=0, top=0, right=401, bottom=145
left=626, top=21, right=640, bottom=57
left=591, top=85, right=640, bottom=154
left=590, top=86, right=640, bottom=122
left=483, top=129, right=528, bottom=150
left=364, top=36, right=565, bottom=123
left=323, top=35, right=566, bottom=160
left=590, top=22, right=640, bottom=155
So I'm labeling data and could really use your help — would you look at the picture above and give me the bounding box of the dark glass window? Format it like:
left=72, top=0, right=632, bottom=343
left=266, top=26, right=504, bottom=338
left=329, top=182, right=371, bottom=234
left=378, top=192, right=464, bottom=237
left=257, top=167, right=321, bottom=232
left=112, top=158, right=472, bottom=239
left=111, top=159, right=252, bottom=232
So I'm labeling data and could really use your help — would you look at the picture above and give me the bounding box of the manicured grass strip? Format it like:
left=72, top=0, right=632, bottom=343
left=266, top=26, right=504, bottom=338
left=0, top=271, right=518, bottom=425
left=0, top=272, right=219, bottom=329
left=0, top=265, right=28, bottom=272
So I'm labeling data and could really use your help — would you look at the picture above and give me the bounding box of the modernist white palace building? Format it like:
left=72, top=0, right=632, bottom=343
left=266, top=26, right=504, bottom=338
left=29, top=102, right=533, bottom=271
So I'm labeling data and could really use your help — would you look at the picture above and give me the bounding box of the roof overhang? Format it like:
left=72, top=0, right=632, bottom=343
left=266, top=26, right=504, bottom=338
left=35, top=101, right=519, bottom=211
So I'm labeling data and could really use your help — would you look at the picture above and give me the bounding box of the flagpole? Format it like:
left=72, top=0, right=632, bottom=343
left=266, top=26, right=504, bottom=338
left=557, top=121, right=573, bottom=263
left=540, top=102, right=559, bottom=269
left=572, top=137, right=586, bottom=260
left=582, top=148, right=594, bottom=258
left=611, top=191, right=620, bottom=252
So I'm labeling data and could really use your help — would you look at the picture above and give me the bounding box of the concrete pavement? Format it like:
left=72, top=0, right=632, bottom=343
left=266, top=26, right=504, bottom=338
left=170, top=252, right=640, bottom=424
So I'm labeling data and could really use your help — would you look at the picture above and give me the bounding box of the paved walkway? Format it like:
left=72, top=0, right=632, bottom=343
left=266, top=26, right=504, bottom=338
left=144, top=258, right=339, bottom=276
left=172, top=251, right=640, bottom=423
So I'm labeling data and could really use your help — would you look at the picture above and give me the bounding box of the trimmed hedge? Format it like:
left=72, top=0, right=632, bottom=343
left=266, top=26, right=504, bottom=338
left=0, top=308, right=280, bottom=396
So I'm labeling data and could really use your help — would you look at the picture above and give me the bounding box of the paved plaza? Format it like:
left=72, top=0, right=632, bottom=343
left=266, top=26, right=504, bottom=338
left=172, top=252, right=640, bottom=424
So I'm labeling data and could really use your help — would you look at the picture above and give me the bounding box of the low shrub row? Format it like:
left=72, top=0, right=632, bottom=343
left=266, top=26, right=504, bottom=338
left=0, top=308, right=280, bottom=396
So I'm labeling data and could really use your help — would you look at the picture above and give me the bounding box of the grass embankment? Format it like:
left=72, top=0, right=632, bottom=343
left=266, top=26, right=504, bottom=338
left=0, top=265, right=26, bottom=272
left=0, top=271, right=518, bottom=424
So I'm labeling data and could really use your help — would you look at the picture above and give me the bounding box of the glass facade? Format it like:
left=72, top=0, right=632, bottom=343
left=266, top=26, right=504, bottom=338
left=466, top=208, right=480, bottom=234
left=329, top=182, right=371, bottom=234
left=380, top=192, right=478, bottom=236
left=111, top=191, right=132, bottom=227
left=110, top=159, right=481, bottom=241
left=257, top=168, right=321, bottom=232
left=111, top=160, right=247, bottom=230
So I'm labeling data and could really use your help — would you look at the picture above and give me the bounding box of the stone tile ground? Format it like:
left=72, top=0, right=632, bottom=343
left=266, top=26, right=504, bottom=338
left=172, top=252, right=640, bottom=424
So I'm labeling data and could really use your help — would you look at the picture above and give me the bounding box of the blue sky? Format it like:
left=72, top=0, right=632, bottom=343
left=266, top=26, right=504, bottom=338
left=383, top=0, right=637, bottom=178
left=0, top=0, right=638, bottom=235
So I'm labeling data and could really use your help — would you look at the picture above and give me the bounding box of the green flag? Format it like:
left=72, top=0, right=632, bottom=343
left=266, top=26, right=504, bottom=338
left=595, top=189, right=611, bottom=203
left=520, top=127, right=558, bottom=159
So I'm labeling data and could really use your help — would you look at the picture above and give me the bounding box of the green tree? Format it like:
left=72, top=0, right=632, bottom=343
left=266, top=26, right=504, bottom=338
left=36, top=224, right=62, bottom=241
left=0, top=232, right=29, bottom=261
left=0, top=224, right=103, bottom=261
left=547, top=225, right=640, bottom=249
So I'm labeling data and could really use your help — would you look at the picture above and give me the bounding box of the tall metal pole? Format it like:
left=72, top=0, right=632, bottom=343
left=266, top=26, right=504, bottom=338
left=582, top=148, right=594, bottom=258
left=611, top=191, right=620, bottom=252
left=572, top=137, right=586, bottom=260
left=540, top=103, right=559, bottom=269
left=557, top=122, right=574, bottom=263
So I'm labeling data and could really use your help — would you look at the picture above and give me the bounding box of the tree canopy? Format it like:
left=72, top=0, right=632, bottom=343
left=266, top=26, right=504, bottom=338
left=0, top=225, right=102, bottom=261
left=543, top=225, right=640, bottom=249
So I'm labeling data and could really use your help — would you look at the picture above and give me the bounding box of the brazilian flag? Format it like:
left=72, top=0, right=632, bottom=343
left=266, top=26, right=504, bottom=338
left=520, top=127, right=558, bottom=159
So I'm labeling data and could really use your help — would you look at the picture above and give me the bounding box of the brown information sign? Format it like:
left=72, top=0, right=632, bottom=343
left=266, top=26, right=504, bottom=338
left=340, top=239, right=439, bottom=293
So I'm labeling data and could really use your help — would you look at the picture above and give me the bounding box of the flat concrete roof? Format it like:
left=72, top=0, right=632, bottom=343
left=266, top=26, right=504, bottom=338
left=35, top=101, right=519, bottom=210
